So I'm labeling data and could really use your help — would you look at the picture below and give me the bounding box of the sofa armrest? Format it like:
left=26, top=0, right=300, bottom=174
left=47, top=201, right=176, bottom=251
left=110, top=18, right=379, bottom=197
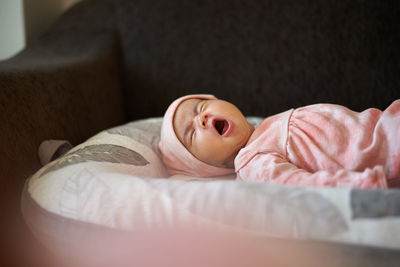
left=0, top=1, right=125, bottom=265
left=0, top=34, right=125, bottom=177
left=0, top=0, right=125, bottom=178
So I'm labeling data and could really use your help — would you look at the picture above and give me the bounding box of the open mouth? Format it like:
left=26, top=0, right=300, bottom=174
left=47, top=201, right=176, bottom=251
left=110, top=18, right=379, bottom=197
left=213, top=119, right=231, bottom=136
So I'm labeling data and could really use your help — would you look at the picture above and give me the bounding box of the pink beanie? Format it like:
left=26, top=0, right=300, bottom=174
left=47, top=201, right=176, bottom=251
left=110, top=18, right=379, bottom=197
left=159, top=94, right=235, bottom=177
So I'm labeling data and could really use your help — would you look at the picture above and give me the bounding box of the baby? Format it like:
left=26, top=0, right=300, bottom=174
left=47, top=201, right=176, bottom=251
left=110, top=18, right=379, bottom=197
left=159, top=94, right=400, bottom=189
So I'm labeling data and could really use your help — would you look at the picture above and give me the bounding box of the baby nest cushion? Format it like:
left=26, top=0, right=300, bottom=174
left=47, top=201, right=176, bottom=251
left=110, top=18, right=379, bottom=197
left=22, top=117, right=400, bottom=261
left=26, top=118, right=168, bottom=223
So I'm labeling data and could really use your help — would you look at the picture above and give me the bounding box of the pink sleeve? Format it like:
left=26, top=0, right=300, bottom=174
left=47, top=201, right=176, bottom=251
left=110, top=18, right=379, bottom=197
left=237, top=153, right=388, bottom=189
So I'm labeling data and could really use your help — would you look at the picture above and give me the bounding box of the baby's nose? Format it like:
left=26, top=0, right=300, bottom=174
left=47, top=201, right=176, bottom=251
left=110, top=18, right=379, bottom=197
left=197, top=113, right=209, bottom=129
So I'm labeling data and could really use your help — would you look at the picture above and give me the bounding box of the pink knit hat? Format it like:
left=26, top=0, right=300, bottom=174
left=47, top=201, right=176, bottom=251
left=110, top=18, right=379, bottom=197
left=159, top=94, right=235, bottom=177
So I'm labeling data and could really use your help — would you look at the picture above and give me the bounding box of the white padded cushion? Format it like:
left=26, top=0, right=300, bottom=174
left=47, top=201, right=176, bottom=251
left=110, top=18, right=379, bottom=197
left=23, top=117, right=400, bottom=254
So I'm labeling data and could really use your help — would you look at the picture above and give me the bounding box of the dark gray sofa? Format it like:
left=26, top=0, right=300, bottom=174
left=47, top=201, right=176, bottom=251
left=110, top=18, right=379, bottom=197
left=0, top=0, right=399, bottom=266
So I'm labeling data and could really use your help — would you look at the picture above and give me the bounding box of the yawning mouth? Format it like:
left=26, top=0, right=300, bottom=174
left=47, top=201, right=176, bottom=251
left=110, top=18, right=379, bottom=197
left=213, top=119, right=231, bottom=136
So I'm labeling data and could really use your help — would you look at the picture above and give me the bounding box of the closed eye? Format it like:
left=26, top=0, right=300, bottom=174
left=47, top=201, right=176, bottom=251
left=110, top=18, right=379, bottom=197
left=199, top=100, right=206, bottom=113
left=186, top=100, right=205, bottom=147
left=201, top=102, right=205, bottom=112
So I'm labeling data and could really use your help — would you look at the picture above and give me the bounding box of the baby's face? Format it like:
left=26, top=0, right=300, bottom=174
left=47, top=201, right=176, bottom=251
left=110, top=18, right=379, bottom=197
left=173, top=98, right=254, bottom=168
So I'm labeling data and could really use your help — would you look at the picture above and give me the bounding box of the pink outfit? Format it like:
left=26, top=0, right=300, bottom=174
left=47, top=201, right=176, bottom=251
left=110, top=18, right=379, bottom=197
left=235, top=101, right=400, bottom=189
left=159, top=94, right=235, bottom=177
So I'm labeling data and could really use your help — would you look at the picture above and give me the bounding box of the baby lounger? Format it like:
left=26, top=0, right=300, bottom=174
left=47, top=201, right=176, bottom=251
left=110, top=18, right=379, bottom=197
left=22, top=117, right=400, bottom=266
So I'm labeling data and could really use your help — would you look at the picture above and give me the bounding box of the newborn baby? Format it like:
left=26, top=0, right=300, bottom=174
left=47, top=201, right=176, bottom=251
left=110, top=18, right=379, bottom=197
left=159, top=94, right=400, bottom=189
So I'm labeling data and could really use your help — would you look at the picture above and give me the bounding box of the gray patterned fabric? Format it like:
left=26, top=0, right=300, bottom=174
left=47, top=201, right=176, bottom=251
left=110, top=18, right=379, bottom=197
left=40, top=144, right=150, bottom=177
left=351, top=190, right=400, bottom=219
left=107, top=119, right=163, bottom=157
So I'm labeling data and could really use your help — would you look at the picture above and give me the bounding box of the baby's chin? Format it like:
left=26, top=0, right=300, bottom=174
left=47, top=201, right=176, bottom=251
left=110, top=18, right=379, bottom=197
left=215, top=129, right=252, bottom=169
left=223, top=153, right=237, bottom=168
left=197, top=153, right=235, bottom=169
left=215, top=147, right=241, bottom=169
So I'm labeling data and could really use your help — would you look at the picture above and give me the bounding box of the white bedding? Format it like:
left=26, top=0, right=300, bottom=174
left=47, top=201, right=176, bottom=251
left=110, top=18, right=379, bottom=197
left=23, top=117, right=400, bottom=254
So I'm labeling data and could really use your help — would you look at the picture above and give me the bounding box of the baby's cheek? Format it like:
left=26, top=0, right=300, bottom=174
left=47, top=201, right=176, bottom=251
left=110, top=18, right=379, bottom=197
left=196, top=136, right=227, bottom=162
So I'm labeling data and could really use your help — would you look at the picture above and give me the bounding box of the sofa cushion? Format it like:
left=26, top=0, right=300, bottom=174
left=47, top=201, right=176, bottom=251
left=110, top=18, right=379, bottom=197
left=115, top=0, right=400, bottom=120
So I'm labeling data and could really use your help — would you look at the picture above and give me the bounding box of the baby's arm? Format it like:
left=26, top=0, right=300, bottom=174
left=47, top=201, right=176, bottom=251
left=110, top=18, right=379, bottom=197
left=236, top=153, right=388, bottom=189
